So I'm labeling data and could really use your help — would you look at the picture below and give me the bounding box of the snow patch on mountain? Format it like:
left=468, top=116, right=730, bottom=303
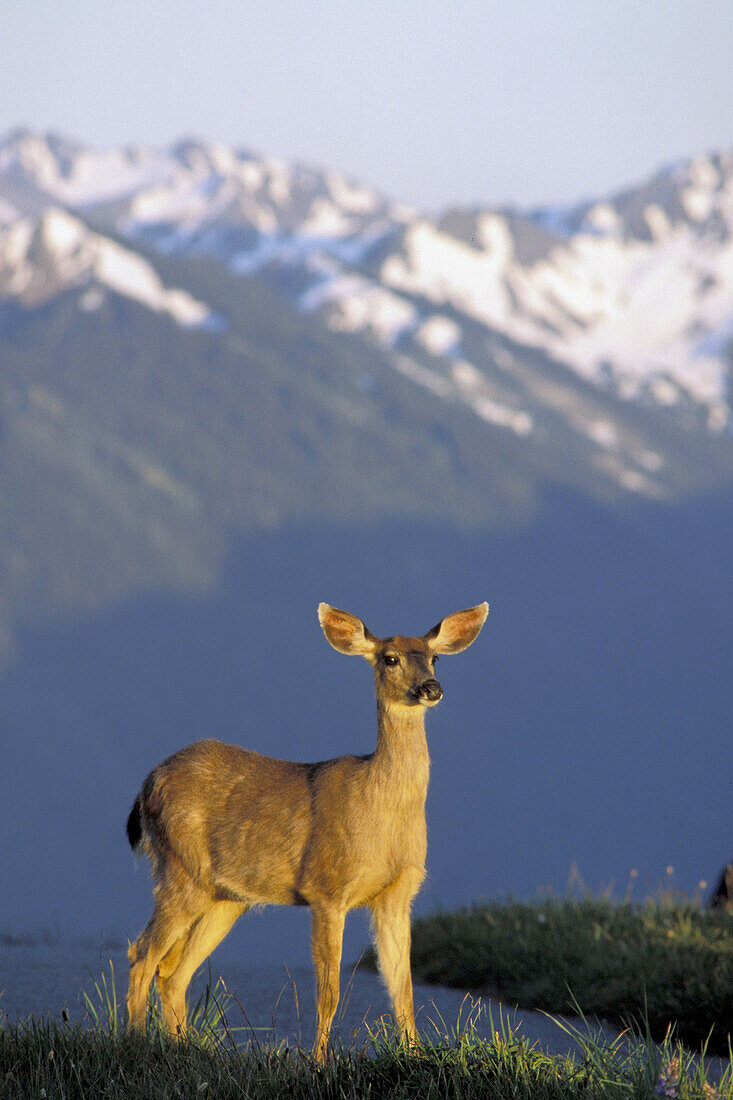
left=392, top=352, right=535, bottom=439
left=382, top=219, right=515, bottom=330
left=304, top=271, right=418, bottom=346
left=377, top=207, right=732, bottom=428
left=415, top=315, right=462, bottom=356
left=0, top=207, right=221, bottom=329
left=0, top=196, right=19, bottom=226
left=0, top=130, right=170, bottom=209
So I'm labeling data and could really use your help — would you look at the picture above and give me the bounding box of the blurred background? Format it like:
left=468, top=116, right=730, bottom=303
left=1, top=1, right=732, bottom=966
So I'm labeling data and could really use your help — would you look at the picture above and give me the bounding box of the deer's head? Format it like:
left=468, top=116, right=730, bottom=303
left=318, top=603, right=488, bottom=709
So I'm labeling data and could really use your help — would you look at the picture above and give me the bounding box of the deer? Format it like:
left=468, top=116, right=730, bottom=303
left=125, top=601, right=488, bottom=1059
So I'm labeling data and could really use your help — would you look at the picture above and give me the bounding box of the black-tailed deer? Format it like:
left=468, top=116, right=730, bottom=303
left=125, top=601, right=488, bottom=1058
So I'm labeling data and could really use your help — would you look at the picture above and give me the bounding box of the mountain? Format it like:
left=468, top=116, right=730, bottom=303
left=5, top=130, right=731, bottom=426
left=4, top=131, right=733, bottom=429
left=0, top=131, right=732, bottom=953
left=0, top=206, right=220, bottom=326
left=1, top=130, right=732, bottom=649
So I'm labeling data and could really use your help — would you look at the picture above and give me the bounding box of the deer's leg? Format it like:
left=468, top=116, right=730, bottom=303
left=370, top=868, right=423, bottom=1046
left=156, top=928, right=190, bottom=984
left=126, top=872, right=207, bottom=1032
left=127, top=909, right=193, bottom=1031
left=156, top=900, right=246, bottom=1035
left=310, top=904, right=346, bottom=1062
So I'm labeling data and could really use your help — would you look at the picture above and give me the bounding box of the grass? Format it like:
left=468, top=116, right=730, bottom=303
left=372, top=893, right=733, bottom=1057
left=1, top=986, right=731, bottom=1100
left=2, top=890, right=732, bottom=1097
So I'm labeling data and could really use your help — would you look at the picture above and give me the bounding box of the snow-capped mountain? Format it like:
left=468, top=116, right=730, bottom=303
left=0, top=128, right=406, bottom=257
left=0, top=129, right=731, bottom=445
left=2, top=130, right=732, bottom=438
left=0, top=206, right=220, bottom=327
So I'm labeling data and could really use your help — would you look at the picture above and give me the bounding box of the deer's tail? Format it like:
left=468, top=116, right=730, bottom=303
left=126, top=794, right=143, bottom=852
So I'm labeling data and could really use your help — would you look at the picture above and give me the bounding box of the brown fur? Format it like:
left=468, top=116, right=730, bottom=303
left=126, top=601, right=488, bottom=1058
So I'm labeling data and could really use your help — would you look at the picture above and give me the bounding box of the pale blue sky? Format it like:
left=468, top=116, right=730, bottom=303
left=2, top=0, right=731, bottom=211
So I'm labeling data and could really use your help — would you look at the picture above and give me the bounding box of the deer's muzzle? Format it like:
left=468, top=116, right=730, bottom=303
left=412, top=679, right=443, bottom=704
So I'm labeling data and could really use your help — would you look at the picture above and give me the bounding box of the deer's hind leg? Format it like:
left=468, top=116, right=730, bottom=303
left=156, top=900, right=247, bottom=1034
left=126, top=869, right=209, bottom=1032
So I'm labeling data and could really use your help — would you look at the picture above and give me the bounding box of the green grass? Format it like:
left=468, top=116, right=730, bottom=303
left=1, top=994, right=731, bottom=1100
left=381, top=896, right=733, bottom=1057
left=2, top=894, right=732, bottom=1097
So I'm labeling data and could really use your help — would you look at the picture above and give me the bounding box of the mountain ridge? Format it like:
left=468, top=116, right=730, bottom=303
left=2, top=129, right=732, bottom=428
left=1, top=130, right=732, bottom=654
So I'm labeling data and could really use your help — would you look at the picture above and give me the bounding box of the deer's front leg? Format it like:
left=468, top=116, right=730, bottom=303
left=310, top=904, right=346, bottom=1061
left=370, top=868, right=424, bottom=1046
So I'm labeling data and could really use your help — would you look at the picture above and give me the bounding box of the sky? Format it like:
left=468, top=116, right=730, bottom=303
left=2, top=0, right=732, bottom=213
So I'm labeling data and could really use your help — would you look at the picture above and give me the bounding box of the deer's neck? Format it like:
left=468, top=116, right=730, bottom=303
left=372, top=700, right=430, bottom=797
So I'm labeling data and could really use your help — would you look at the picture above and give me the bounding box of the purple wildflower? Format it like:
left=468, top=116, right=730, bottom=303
left=654, top=1056, right=681, bottom=1097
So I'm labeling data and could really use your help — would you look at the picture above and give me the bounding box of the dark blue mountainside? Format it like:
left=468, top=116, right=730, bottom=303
left=3, top=491, right=731, bottom=962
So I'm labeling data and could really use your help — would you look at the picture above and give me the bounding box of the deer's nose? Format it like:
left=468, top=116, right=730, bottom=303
left=414, top=678, right=443, bottom=703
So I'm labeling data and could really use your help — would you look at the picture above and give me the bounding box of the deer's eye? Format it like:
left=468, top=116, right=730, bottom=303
left=384, top=654, right=399, bottom=667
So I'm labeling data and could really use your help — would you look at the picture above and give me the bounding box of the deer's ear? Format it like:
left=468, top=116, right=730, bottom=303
left=318, top=604, right=378, bottom=657
left=425, top=603, right=489, bottom=654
